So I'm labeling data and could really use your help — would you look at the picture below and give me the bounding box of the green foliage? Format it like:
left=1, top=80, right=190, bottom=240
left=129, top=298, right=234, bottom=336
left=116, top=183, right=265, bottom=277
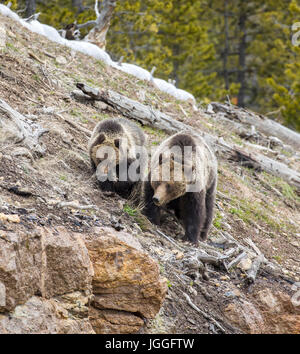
left=10, top=0, right=300, bottom=130
left=123, top=203, right=150, bottom=231
left=213, top=211, right=223, bottom=229
left=123, top=203, right=137, bottom=217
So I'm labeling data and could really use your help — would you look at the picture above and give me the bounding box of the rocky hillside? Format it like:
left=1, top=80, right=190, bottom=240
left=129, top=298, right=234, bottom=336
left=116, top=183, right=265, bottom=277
left=0, top=12, right=299, bottom=334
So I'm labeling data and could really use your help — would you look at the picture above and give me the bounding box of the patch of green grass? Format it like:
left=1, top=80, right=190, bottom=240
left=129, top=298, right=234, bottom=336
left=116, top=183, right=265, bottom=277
left=87, top=78, right=97, bottom=86
left=273, top=255, right=282, bottom=264
left=96, top=60, right=105, bottom=70
left=6, top=42, right=19, bottom=52
left=123, top=204, right=137, bottom=217
left=280, top=149, right=293, bottom=158
left=261, top=172, right=300, bottom=203
left=123, top=203, right=150, bottom=231
left=143, top=126, right=166, bottom=139
left=213, top=211, right=223, bottom=229
left=166, top=280, right=172, bottom=288
left=33, top=73, right=41, bottom=82
left=231, top=134, right=244, bottom=146
left=228, top=196, right=282, bottom=232
left=159, top=263, right=165, bottom=274
left=59, top=175, right=67, bottom=181
left=70, top=109, right=82, bottom=117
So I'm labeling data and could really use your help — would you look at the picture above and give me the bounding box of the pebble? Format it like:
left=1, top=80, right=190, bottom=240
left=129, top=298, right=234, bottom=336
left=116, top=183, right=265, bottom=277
left=56, top=55, right=67, bottom=65
left=225, top=289, right=241, bottom=298
left=237, top=257, right=252, bottom=271
left=172, top=249, right=184, bottom=260
left=0, top=213, right=20, bottom=223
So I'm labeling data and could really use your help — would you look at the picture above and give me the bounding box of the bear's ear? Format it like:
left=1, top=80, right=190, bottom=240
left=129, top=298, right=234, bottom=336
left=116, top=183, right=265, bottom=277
left=114, top=138, right=121, bottom=148
left=95, top=133, right=105, bottom=145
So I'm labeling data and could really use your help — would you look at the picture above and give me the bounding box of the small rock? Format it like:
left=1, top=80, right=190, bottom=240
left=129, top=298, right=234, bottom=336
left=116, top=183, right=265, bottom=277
left=0, top=213, right=20, bottom=224
left=56, top=56, right=67, bottom=65
left=188, top=286, right=197, bottom=296
left=222, top=222, right=232, bottom=231
left=269, top=136, right=283, bottom=147
left=237, top=257, right=252, bottom=271
left=172, top=250, right=184, bottom=260
left=225, top=289, right=241, bottom=298
left=209, top=235, right=227, bottom=244
left=291, top=241, right=300, bottom=248
left=233, top=289, right=241, bottom=297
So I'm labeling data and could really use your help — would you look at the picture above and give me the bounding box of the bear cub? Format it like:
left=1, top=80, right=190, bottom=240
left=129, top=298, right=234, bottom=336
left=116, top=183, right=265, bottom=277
left=143, top=131, right=217, bottom=244
left=88, top=118, right=146, bottom=198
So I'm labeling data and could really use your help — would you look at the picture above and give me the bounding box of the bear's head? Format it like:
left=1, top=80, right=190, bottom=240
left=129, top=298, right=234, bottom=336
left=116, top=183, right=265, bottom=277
left=91, top=133, right=134, bottom=181
left=150, top=154, right=195, bottom=206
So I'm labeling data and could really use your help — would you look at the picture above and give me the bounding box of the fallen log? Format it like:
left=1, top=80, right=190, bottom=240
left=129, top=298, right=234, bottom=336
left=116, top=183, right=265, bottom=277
left=76, top=83, right=300, bottom=190
left=0, top=98, right=47, bottom=155
left=210, top=102, right=300, bottom=151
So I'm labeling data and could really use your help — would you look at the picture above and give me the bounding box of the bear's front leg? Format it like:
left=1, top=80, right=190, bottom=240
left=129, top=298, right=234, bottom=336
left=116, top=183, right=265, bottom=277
left=181, top=191, right=206, bottom=245
left=142, top=181, right=161, bottom=225
left=99, top=180, right=115, bottom=193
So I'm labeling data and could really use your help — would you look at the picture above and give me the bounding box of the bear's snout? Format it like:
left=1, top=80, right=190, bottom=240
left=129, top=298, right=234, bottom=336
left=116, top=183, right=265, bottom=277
left=152, top=196, right=160, bottom=205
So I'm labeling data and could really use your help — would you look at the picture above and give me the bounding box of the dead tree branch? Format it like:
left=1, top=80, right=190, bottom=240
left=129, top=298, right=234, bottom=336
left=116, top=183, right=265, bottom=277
left=84, top=0, right=117, bottom=49
left=210, top=102, right=300, bottom=151
left=0, top=98, right=47, bottom=156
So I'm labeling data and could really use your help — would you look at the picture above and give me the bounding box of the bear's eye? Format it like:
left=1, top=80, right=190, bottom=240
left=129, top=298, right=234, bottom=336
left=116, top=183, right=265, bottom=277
left=114, top=139, right=120, bottom=148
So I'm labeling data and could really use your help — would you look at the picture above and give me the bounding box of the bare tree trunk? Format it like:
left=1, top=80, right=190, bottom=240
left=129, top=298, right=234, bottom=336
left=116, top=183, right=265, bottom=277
left=85, top=0, right=117, bottom=50
left=223, top=0, right=230, bottom=90
left=237, top=10, right=246, bottom=107
left=25, top=0, right=36, bottom=18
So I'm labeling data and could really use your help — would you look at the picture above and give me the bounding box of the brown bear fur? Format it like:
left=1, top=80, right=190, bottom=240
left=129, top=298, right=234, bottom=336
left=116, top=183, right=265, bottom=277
left=142, top=132, right=217, bottom=244
left=88, top=118, right=146, bottom=198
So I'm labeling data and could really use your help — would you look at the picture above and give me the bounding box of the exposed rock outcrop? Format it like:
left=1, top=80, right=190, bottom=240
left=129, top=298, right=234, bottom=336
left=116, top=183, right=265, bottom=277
left=0, top=223, right=167, bottom=334
left=224, top=288, right=300, bottom=334
left=85, top=227, right=167, bottom=333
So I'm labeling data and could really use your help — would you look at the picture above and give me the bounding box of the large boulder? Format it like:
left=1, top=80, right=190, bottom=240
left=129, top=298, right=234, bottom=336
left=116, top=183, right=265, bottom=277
left=0, top=228, right=42, bottom=312
left=0, top=226, right=93, bottom=312
left=89, top=307, right=144, bottom=334
left=84, top=227, right=167, bottom=333
left=41, top=226, right=93, bottom=298
left=255, top=288, right=300, bottom=334
left=224, top=287, right=300, bottom=334
left=0, top=294, right=94, bottom=334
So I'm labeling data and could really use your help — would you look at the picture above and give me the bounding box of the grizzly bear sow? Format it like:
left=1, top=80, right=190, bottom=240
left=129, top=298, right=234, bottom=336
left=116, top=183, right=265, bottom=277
left=88, top=118, right=146, bottom=198
left=143, top=132, right=217, bottom=244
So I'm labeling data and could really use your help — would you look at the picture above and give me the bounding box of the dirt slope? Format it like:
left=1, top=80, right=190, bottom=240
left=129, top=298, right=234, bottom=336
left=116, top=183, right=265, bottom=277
left=0, top=13, right=299, bottom=334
